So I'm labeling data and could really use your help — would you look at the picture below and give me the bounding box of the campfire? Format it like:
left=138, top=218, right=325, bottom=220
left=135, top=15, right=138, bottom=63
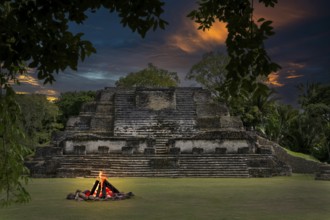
left=67, top=171, right=134, bottom=201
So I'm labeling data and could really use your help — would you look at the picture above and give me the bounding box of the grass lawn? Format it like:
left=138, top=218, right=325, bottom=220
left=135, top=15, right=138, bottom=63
left=0, top=175, right=329, bottom=220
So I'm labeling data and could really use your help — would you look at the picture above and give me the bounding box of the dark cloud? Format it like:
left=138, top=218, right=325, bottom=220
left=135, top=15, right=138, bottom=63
left=262, top=0, right=330, bottom=105
left=15, top=0, right=330, bottom=106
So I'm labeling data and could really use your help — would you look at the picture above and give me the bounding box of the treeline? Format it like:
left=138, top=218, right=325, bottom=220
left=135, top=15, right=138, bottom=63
left=10, top=62, right=330, bottom=162
left=13, top=91, right=96, bottom=149
left=188, top=52, right=330, bottom=163
left=14, top=82, right=330, bottom=163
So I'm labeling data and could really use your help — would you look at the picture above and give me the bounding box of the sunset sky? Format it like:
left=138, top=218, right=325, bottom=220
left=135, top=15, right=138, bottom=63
left=14, top=0, right=330, bottom=105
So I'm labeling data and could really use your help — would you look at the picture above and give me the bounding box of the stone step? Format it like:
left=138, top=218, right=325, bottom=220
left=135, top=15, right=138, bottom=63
left=85, top=174, right=249, bottom=178
left=315, top=165, right=330, bottom=181
left=55, top=154, right=251, bottom=178
left=95, top=170, right=249, bottom=175
left=155, top=149, right=168, bottom=154
left=59, top=158, right=246, bottom=163
left=58, top=155, right=248, bottom=176
left=59, top=162, right=247, bottom=168
left=315, top=174, right=330, bottom=180
left=56, top=154, right=250, bottom=160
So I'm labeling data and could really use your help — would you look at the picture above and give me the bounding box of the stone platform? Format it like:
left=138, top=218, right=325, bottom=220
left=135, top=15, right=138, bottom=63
left=26, top=87, right=294, bottom=178
left=27, top=153, right=291, bottom=178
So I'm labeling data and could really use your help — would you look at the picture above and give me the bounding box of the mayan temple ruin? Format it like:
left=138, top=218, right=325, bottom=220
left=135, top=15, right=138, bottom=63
left=27, top=87, right=296, bottom=178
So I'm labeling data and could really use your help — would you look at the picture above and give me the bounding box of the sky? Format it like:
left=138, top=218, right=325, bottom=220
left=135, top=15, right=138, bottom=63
left=15, top=0, right=330, bottom=105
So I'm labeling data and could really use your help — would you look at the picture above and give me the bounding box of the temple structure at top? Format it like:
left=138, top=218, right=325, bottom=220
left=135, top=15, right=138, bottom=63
left=61, top=87, right=251, bottom=155
left=28, top=87, right=297, bottom=178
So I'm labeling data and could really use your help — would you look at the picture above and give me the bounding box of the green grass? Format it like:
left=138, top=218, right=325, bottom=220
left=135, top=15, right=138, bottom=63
left=1, top=175, right=330, bottom=220
left=283, top=148, right=320, bottom=162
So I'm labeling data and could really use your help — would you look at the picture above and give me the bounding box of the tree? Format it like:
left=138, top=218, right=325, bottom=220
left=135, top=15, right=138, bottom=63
left=0, top=0, right=168, bottom=86
left=187, top=51, right=275, bottom=131
left=55, top=91, right=96, bottom=128
left=264, top=103, right=299, bottom=144
left=0, top=0, right=167, bottom=206
left=0, top=0, right=285, bottom=205
left=293, top=83, right=330, bottom=161
left=116, top=63, right=180, bottom=88
left=187, top=52, right=229, bottom=98
left=229, top=85, right=277, bottom=131
left=16, top=94, right=62, bottom=147
left=0, top=88, right=31, bottom=206
left=188, top=0, right=281, bottom=99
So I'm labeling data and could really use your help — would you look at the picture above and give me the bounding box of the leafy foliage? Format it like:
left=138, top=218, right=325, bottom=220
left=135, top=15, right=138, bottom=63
left=291, top=83, right=330, bottom=161
left=116, top=63, right=180, bottom=88
left=0, top=0, right=168, bottom=85
left=55, top=91, right=96, bottom=128
left=230, top=85, right=277, bottom=131
left=0, top=0, right=168, bottom=206
left=263, top=83, right=329, bottom=162
left=187, top=52, right=329, bottom=162
left=188, top=0, right=281, bottom=99
left=264, top=104, right=299, bottom=144
left=0, top=88, right=31, bottom=207
left=187, top=52, right=276, bottom=131
left=187, top=52, right=229, bottom=98
left=16, top=94, right=62, bottom=148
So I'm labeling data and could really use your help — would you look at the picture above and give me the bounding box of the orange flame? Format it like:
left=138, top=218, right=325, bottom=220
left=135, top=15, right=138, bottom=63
left=98, top=171, right=107, bottom=188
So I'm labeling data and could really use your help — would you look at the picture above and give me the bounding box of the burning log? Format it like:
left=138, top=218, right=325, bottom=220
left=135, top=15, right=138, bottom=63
left=66, top=171, right=134, bottom=201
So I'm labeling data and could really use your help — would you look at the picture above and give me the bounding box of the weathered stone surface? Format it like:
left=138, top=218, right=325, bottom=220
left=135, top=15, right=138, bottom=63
left=247, top=156, right=292, bottom=177
left=173, top=139, right=251, bottom=154
left=122, top=146, right=134, bottom=155
left=64, top=138, right=131, bottom=154
left=237, top=147, right=250, bottom=154
left=144, top=148, right=155, bottom=155
left=256, top=146, right=273, bottom=154
left=74, top=145, right=86, bottom=155
left=272, top=142, right=322, bottom=174
left=26, top=159, right=61, bottom=177
left=35, top=146, right=63, bottom=158
left=61, top=87, right=256, bottom=155
left=220, top=116, right=244, bottom=130
left=315, top=165, right=330, bottom=180
left=169, top=147, right=181, bottom=155
left=26, top=87, right=296, bottom=178
left=192, top=147, right=204, bottom=154
left=136, top=88, right=176, bottom=111
left=149, top=158, right=179, bottom=169
left=215, top=147, right=227, bottom=154
left=98, top=146, right=109, bottom=154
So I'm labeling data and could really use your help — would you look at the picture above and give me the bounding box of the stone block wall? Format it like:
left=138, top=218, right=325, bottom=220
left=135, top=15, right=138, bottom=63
left=63, top=139, right=131, bottom=154
left=173, top=139, right=251, bottom=154
left=113, top=88, right=199, bottom=138
left=273, top=144, right=322, bottom=174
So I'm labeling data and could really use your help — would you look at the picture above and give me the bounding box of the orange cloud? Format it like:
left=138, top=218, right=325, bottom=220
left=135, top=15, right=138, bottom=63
left=266, top=72, right=284, bottom=87
left=169, top=20, right=227, bottom=53
left=286, top=74, right=304, bottom=79
left=36, top=89, right=58, bottom=96
left=194, top=21, right=228, bottom=44
left=283, top=62, right=305, bottom=79
left=17, top=74, right=40, bottom=86
left=288, top=62, right=305, bottom=69
left=15, top=89, right=58, bottom=102
left=35, top=89, right=59, bottom=102
left=15, top=91, right=29, bottom=95
left=46, top=96, right=58, bottom=102
left=14, top=74, right=59, bottom=102
left=254, top=1, right=313, bottom=28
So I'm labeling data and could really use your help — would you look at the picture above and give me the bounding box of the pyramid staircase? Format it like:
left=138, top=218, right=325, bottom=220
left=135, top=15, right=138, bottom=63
left=54, top=154, right=250, bottom=178
left=154, top=138, right=170, bottom=154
